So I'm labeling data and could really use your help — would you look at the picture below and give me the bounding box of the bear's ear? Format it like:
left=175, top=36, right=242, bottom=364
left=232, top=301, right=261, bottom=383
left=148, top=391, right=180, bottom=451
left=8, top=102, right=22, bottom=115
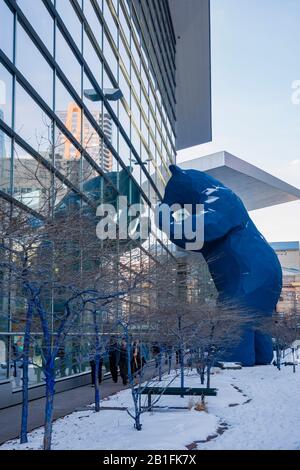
left=169, top=165, right=183, bottom=175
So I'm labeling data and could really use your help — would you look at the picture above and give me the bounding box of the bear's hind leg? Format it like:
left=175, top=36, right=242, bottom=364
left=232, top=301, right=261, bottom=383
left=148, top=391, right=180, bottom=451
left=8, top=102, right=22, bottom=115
left=255, top=330, right=274, bottom=365
left=220, top=328, right=255, bottom=367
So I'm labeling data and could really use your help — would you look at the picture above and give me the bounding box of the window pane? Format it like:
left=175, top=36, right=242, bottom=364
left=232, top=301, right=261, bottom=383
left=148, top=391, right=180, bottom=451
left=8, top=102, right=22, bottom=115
left=104, top=33, right=117, bottom=80
left=102, top=112, right=113, bottom=172
left=56, top=0, right=82, bottom=50
left=17, top=0, right=54, bottom=53
left=131, top=66, right=140, bottom=98
left=83, top=113, right=101, bottom=166
left=0, top=132, right=12, bottom=194
left=119, top=101, right=130, bottom=136
left=83, top=31, right=103, bottom=87
left=119, top=67, right=130, bottom=105
left=52, top=176, right=71, bottom=210
left=83, top=72, right=103, bottom=116
left=83, top=0, right=103, bottom=50
left=119, top=4, right=130, bottom=45
left=131, top=95, right=140, bottom=131
left=81, top=154, right=98, bottom=188
left=13, top=143, right=52, bottom=214
left=56, top=29, right=82, bottom=96
left=0, top=63, right=13, bottom=127
left=15, top=83, right=52, bottom=156
left=16, top=23, right=53, bottom=107
left=54, top=126, right=81, bottom=188
left=0, top=1, right=14, bottom=61
left=118, top=131, right=130, bottom=168
left=55, top=77, right=83, bottom=147
left=119, top=36, right=130, bottom=74
left=104, top=0, right=117, bottom=46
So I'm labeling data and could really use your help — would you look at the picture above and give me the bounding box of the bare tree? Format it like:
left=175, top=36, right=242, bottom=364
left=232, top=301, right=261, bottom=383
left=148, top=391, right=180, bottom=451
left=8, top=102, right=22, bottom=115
left=261, top=309, right=300, bottom=372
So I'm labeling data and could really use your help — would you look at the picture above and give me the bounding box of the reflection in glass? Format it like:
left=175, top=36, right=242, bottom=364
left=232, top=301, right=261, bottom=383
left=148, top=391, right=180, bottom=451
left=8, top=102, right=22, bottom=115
left=54, top=125, right=81, bottom=188
left=13, top=143, right=51, bottom=214
left=83, top=0, right=103, bottom=51
left=0, top=63, right=13, bottom=127
left=83, top=31, right=103, bottom=87
left=56, top=0, right=83, bottom=50
left=103, top=33, right=117, bottom=80
left=103, top=0, right=118, bottom=46
left=56, top=29, right=82, bottom=96
left=119, top=36, right=130, bottom=74
left=118, top=101, right=130, bottom=136
left=0, top=0, right=177, bottom=392
left=15, top=83, right=53, bottom=156
left=17, top=0, right=54, bottom=53
left=119, top=4, right=130, bottom=45
left=16, top=23, right=53, bottom=107
left=0, top=133, right=12, bottom=194
left=0, top=1, right=14, bottom=61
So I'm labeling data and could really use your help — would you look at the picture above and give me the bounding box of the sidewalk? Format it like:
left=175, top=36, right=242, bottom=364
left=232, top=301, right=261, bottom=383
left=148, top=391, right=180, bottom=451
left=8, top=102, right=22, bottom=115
left=0, top=361, right=167, bottom=444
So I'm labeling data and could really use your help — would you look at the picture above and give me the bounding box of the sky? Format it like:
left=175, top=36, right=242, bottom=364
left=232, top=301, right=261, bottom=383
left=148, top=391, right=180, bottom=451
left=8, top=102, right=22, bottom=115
left=177, top=0, right=300, bottom=242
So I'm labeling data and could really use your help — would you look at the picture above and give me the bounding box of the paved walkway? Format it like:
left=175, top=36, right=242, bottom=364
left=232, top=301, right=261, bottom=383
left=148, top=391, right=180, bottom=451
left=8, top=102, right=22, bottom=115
left=0, top=361, right=168, bottom=444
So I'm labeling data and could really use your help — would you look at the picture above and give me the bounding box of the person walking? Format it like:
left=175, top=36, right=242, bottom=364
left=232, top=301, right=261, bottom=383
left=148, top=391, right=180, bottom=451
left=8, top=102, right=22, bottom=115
left=151, top=341, right=160, bottom=368
left=131, top=340, right=146, bottom=382
left=56, top=345, right=66, bottom=378
left=108, top=337, right=119, bottom=383
left=89, top=348, right=103, bottom=387
left=11, top=341, right=23, bottom=387
left=166, top=344, right=173, bottom=373
left=118, top=338, right=128, bottom=386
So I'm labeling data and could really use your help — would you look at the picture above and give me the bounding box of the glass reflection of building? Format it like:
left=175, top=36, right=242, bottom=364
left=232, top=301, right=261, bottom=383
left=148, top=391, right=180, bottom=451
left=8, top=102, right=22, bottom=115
left=0, top=0, right=177, bottom=394
left=57, top=102, right=113, bottom=172
left=0, top=110, right=4, bottom=159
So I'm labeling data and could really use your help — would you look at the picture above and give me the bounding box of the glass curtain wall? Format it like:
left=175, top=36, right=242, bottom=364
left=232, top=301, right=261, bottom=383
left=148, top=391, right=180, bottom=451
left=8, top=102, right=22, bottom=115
left=0, top=0, right=176, bottom=387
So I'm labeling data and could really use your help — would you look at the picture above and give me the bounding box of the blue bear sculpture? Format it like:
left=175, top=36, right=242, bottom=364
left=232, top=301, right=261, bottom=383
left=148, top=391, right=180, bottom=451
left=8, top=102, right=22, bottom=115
left=158, top=165, right=282, bottom=366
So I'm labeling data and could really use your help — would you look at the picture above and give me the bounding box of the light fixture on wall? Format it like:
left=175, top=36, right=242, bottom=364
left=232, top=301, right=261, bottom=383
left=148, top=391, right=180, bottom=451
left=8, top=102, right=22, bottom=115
left=84, top=88, right=123, bottom=102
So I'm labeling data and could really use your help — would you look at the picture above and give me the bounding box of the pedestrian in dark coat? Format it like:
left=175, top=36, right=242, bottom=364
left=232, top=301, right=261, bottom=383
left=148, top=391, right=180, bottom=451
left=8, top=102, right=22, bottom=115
left=89, top=350, right=103, bottom=386
left=118, top=338, right=128, bottom=385
left=131, top=340, right=146, bottom=378
left=175, top=349, right=180, bottom=365
left=108, top=337, right=119, bottom=383
left=151, top=342, right=161, bottom=368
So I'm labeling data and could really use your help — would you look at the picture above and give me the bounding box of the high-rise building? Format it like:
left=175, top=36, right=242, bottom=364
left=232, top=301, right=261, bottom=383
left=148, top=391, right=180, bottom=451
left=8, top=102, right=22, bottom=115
left=270, top=242, right=300, bottom=316
left=0, top=0, right=212, bottom=406
left=57, top=102, right=113, bottom=173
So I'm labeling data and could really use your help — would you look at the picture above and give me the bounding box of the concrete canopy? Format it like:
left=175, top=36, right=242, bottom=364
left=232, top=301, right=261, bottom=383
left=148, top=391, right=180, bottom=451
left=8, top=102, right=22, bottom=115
left=180, top=151, right=300, bottom=211
left=168, top=0, right=212, bottom=150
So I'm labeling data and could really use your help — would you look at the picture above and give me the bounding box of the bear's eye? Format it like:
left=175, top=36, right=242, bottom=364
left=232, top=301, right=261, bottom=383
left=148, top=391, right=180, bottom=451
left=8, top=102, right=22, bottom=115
left=172, top=208, right=190, bottom=222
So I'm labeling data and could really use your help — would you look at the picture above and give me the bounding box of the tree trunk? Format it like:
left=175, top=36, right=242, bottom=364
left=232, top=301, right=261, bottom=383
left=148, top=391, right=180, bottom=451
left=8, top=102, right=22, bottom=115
left=168, top=354, right=172, bottom=375
left=158, top=353, right=162, bottom=381
left=200, top=368, right=205, bottom=385
left=292, top=348, right=296, bottom=374
left=206, top=364, right=211, bottom=389
left=94, top=354, right=101, bottom=412
left=132, top=388, right=142, bottom=431
left=180, top=348, right=184, bottom=397
left=276, top=344, right=281, bottom=370
left=126, top=330, right=133, bottom=385
left=43, top=363, right=55, bottom=450
left=93, top=311, right=101, bottom=412
left=20, top=298, right=34, bottom=444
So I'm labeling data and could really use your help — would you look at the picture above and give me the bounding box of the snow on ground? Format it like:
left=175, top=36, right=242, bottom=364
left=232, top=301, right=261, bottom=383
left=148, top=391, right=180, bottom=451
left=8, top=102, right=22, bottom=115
left=201, top=365, right=300, bottom=450
left=1, top=365, right=300, bottom=450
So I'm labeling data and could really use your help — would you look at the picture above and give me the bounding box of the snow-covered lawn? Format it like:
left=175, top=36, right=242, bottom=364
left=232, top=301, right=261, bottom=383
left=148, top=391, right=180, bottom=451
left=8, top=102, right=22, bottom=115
left=1, top=365, right=300, bottom=450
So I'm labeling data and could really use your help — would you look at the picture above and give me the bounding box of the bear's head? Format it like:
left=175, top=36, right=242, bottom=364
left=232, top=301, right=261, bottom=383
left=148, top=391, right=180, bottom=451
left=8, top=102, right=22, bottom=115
left=162, top=165, right=226, bottom=208
left=158, top=165, right=250, bottom=251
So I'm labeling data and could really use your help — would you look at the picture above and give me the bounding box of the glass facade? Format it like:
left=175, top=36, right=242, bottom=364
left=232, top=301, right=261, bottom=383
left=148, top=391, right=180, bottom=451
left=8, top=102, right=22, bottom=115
left=0, top=0, right=177, bottom=387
